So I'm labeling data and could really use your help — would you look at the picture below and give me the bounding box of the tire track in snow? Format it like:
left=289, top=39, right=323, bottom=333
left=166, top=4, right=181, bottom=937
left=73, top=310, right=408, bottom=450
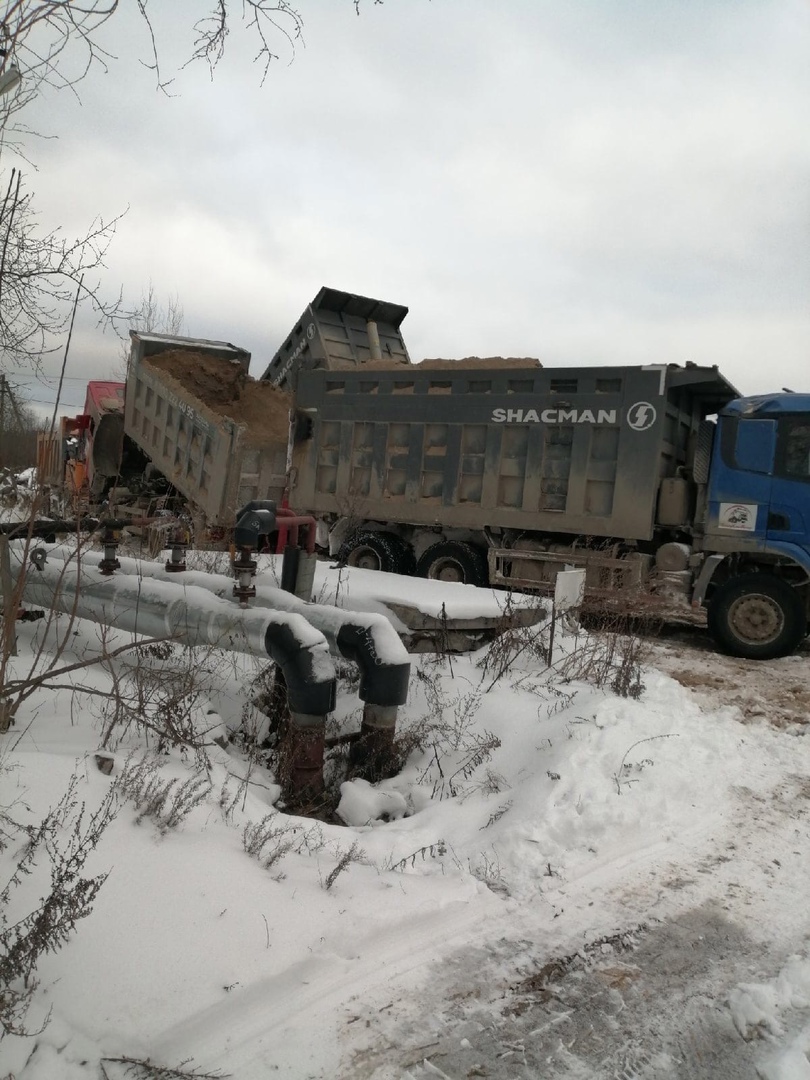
left=148, top=899, right=490, bottom=1077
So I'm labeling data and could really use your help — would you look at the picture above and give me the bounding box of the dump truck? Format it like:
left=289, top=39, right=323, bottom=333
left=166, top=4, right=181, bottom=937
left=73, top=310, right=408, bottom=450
left=36, top=383, right=126, bottom=503
left=261, top=288, right=810, bottom=660
left=68, top=288, right=810, bottom=659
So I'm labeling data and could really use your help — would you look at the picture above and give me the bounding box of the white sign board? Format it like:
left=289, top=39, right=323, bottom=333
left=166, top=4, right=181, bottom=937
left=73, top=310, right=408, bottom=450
left=554, top=567, right=586, bottom=615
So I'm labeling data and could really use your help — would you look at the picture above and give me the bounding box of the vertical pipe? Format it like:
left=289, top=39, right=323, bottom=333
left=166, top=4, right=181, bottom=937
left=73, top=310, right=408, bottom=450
left=366, top=320, right=382, bottom=361
left=350, top=704, right=399, bottom=780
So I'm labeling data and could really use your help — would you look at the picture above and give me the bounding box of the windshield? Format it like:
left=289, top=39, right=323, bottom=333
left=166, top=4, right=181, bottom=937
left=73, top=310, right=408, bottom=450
left=780, top=419, right=810, bottom=480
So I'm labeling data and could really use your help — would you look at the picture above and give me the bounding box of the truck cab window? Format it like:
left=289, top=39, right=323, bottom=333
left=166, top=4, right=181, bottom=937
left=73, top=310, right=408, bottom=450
left=781, top=422, right=810, bottom=479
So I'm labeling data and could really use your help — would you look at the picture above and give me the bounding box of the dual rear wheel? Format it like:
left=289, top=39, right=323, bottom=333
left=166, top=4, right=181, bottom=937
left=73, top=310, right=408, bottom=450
left=337, top=532, right=415, bottom=576
left=338, top=533, right=489, bottom=588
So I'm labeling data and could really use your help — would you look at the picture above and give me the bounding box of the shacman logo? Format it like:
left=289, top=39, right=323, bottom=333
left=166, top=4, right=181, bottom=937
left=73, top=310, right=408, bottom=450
left=627, top=401, right=657, bottom=431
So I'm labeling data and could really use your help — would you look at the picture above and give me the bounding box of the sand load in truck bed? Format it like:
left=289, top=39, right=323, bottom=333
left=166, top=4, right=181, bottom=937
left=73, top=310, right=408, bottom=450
left=417, top=356, right=543, bottom=369
left=125, top=349, right=291, bottom=526
left=144, top=350, right=291, bottom=447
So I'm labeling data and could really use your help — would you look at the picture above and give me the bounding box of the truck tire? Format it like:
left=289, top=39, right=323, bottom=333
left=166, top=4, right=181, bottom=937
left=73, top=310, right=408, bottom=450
left=416, top=541, right=489, bottom=587
left=338, top=532, right=407, bottom=574
left=707, top=573, right=806, bottom=659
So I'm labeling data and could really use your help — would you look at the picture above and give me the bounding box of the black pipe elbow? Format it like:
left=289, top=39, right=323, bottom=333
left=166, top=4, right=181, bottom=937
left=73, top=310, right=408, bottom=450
left=336, top=624, right=411, bottom=707
left=234, top=506, right=277, bottom=549
left=264, top=623, right=336, bottom=716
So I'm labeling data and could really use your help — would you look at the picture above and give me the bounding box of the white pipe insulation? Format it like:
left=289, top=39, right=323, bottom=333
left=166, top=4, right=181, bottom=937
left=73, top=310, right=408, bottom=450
left=11, top=545, right=336, bottom=722
left=35, top=544, right=411, bottom=705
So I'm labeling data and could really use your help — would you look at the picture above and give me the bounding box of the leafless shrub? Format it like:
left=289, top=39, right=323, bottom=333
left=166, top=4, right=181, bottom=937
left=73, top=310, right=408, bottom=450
left=459, top=767, right=509, bottom=803
left=480, top=801, right=512, bottom=830
left=544, top=685, right=578, bottom=718
left=385, top=840, right=448, bottom=873
left=217, top=665, right=287, bottom=820
left=422, top=729, right=502, bottom=802
left=389, top=713, right=435, bottom=767
left=118, top=755, right=211, bottom=834
left=313, top=560, right=346, bottom=607
left=415, top=602, right=455, bottom=673
left=241, top=811, right=325, bottom=873
left=242, top=813, right=296, bottom=871
left=100, top=1056, right=229, bottom=1080
left=1, top=772, right=119, bottom=1038
left=475, top=595, right=550, bottom=691
left=552, top=616, right=651, bottom=700
left=0, top=529, right=111, bottom=727
left=185, top=549, right=234, bottom=576
left=407, top=665, right=502, bottom=800
left=614, top=734, right=679, bottom=795
left=467, top=851, right=509, bottom=897
left=245, top=664, right=290, bottom=751
left=321, top=841, right=364, bottom=891
left=96, top=638, right=232, bottom=766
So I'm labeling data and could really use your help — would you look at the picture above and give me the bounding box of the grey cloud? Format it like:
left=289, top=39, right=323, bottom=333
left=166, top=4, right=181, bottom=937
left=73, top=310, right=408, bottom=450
left=7, top=0, right=808, bottom=405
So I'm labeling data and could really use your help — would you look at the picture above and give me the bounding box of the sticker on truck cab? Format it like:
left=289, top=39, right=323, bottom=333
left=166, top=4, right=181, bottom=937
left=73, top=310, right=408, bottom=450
left=718, top=503, right=758, bottom=531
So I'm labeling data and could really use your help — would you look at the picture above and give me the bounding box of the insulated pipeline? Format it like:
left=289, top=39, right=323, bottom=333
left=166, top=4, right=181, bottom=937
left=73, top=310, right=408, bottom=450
left=12, top=548, right=336, bottom=719
left=39, top=546, right=411, bottom=709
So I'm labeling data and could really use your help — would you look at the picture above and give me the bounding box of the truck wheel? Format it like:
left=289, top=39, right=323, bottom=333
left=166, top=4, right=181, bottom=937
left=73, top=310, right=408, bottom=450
left=416, top=541, right=489, bottom=587
left=707, top=573, right=806, bottom=659
left=338, top=532, right=403, bottom=574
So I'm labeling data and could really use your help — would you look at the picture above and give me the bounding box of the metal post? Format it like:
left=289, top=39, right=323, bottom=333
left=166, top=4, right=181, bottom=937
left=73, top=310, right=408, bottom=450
left=0, top=535, right=16, bottom=658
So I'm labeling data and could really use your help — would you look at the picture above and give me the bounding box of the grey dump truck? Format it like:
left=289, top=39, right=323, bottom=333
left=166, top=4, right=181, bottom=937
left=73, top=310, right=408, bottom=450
left=86, top=288, right=810, bottom=659
left=264, top=287, right=810, bottom=659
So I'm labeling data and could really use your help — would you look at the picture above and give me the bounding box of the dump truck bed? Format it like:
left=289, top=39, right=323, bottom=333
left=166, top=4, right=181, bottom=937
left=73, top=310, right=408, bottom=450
left=262, top=286, right=411, bottom=389
left=290, top=361, right=738, bottom=543
left=125, top=332, right=291, bottom=526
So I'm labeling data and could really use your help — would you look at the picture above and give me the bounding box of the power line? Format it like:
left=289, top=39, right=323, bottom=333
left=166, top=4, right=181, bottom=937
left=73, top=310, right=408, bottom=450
left=6, top=374, right=96, bottom=381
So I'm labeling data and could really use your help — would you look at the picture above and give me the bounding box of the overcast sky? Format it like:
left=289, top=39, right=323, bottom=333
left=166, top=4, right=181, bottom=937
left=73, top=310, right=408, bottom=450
left=5, top=0, right=809, bottom=415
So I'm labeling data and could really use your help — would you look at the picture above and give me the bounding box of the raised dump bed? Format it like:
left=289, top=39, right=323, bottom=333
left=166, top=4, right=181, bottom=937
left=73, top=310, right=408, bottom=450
left=125, top=332, right=291, bottom=527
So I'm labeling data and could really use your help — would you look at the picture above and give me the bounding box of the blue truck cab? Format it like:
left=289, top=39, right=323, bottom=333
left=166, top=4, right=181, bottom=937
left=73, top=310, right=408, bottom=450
left=700, top=393, right=810, bottom=658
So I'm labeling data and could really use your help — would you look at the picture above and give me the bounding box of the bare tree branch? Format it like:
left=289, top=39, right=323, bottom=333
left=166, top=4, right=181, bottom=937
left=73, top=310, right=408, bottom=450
left=0, top=1, right=308, bottom=124
left=187, top=2, right=304, bottom=84
left=0, top=167, right=126, bottom=369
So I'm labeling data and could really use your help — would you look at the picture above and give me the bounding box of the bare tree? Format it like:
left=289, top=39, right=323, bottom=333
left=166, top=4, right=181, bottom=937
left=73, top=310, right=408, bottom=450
left=0, top=167, right=124, bottom=371
left=129, top=281, right=185, bottom=338
left=112, top=281, right=185, bottom=380
left=0, top=4, right=317, bottom=381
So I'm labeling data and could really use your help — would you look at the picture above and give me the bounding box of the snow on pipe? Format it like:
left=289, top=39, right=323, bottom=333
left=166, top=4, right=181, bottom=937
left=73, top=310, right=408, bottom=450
left=39, top=544, right=412, bottom=774
left=12, top=547, right=337, bottom=797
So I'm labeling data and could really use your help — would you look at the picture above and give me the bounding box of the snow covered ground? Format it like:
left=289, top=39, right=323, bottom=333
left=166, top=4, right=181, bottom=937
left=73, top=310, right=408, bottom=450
left=2, top=547, right=810, bottom=1080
